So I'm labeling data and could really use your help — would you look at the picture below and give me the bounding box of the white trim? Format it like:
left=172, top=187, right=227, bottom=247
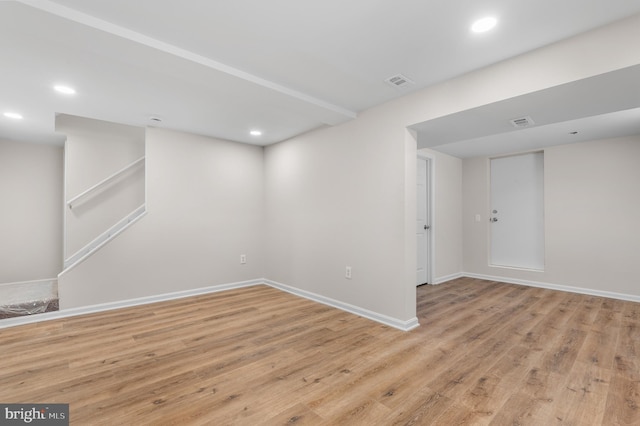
left=61, top=205, right=147, bottom=273
left=0, top=278, right=57, bottom=288
left=66, top=156, right=145, bottom=208
left=463, top=272, right=640, bottom=303
left=0, top=278, right=420, bottom=332
left=8, top=272, right=637, bottom=332
left=0, top=279, right=262, bottom=329
left=432, top=272, right=464, bottom=285
left=17, top=0, right=356, bottom=123
left=62, top=141, right=68, bottom=267
left=417, top=153, right=435, bottom=284
left=265, top=279, right=420, bottom=331
left=0, top=278, right=420, bottom=331
left=416, top=153, right=435, bottom=285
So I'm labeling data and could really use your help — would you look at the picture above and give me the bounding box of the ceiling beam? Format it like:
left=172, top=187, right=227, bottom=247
left=17, top=0, right=358, bottom=124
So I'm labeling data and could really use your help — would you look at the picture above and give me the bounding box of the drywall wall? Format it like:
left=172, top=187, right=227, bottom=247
left=264, top=112, right=416, bottom=322
left=383, top=14, right=640, bottom=136
left=462, top=134, right=640, bottom=296
left=57, top=115, right=145, bottom=259
left=418, top=148, right=463, bottom=282
left=546, top=135, right=640, bottom=294
left=58, top=127, right=264, bottom=308
left=263, top=14, right=640, bottom=323
left=0, top=139, right=63, bottom=282
left=58, top=13, right=640, bottom=321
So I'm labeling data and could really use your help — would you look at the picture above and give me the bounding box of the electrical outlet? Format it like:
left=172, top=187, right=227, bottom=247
left=345, top=266, right=352, bottom=279
left=240, top=254, right=246, bottom=264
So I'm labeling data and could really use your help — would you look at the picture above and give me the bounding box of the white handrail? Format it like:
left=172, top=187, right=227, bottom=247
left=62, top=204, right=146, bottom=272
left=67, top=156, right=145, bottom=209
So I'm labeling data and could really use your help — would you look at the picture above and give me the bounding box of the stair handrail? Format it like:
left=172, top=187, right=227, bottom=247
left=61, top=204, right=146, bottom=273
left=67, top=156, right=145, bottom=209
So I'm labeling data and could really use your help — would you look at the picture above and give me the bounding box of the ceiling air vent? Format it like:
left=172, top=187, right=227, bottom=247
left=510, top=116, right=535, bottom=128
left=385, top=74, right=415, bottom=89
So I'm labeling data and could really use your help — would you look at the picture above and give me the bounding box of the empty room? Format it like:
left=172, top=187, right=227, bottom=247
left=1, top=1, right=640, bottom=424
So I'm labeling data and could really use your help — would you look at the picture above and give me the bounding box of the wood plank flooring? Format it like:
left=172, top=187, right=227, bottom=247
left=1, top=277, right=639, bottom=425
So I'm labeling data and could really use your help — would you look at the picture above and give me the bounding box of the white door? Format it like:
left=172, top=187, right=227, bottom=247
left=490, top=152, right=545, bottom=270
left=417, top=157, right=431, bottom=285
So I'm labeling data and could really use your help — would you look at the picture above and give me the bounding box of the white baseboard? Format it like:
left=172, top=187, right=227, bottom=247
left=264, top=279, right=420, bottom=331
left=0, top=278, right=420, bottom=332
left=61, top=206, right=147, bottom=275
left=0, top=279, right=262, bottom=330
left=431, top=272, right=464, bottom=285
left=0, top=278, right=57, bottom=288
left=463, top=272, right=640, bottom=303
left=5, top=271, right=637, bottom=332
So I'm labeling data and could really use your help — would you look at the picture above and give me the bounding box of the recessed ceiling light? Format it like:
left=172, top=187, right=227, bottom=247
left=54, top=85, right=76, bottom=95
left=250, top=130, right=262, bottom=136
left=471, top=16, right=498, bottom=33
left=3, top=112, right=23, bottom=120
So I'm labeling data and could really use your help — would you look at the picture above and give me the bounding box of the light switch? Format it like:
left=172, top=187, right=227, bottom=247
left=475, top=214, right=481, bottom=222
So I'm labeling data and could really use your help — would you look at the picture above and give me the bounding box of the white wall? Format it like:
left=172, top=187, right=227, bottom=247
left=264, top=111, right=416, bottom=322
left=546, top=136, right=640, bottom=295
left=263, top=14, right=640, bottom=323
left=418, top=148, right=463, bottom=282
left=56, top=13, right=640, bottom=321
left=462, top=135, right=640, bottom=296
left=58, top=127, right=264, bottom=308
left=0, top=139, right=63, bottom=283
left=57, top=115, right=145, bottom=259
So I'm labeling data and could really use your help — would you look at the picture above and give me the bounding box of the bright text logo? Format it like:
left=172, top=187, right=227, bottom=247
left=0, top=404, right=68, bottom=425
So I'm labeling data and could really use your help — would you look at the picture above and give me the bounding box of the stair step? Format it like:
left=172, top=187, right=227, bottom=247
left=0, top=299, right=59, bottom=319
left=0, top=279, right=59, bottom=320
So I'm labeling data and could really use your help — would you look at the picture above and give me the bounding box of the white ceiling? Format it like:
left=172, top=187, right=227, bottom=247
left=412, top=65, right=640, bottom=158
left=2, top=0, right=640, bottom=151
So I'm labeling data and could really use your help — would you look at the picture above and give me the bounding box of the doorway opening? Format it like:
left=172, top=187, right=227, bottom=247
left=417, top=155, right=433, bottom=285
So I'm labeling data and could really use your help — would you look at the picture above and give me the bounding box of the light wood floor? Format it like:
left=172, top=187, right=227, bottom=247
left=1, top=278, right=639, bottom=425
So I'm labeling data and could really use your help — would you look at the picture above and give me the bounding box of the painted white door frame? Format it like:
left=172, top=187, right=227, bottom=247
left=417, top=154, right=435, bottom=285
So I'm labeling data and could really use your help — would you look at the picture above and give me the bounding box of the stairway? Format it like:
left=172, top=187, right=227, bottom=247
left=0, top=279, right=59, bottom=319
left=0, top=115, right=146, bottom=321
left=58, top=114, right=146, bottom=276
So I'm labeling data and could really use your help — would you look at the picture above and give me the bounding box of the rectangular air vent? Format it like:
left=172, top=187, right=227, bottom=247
left=385, top=74, right=415, bottom=89
left=510, top=116, right=535, bottom=128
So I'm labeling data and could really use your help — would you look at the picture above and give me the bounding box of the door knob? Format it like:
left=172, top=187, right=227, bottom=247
left=490, top=217, right=498, bottom=222
left=424, top=225, right=430, bottom=230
